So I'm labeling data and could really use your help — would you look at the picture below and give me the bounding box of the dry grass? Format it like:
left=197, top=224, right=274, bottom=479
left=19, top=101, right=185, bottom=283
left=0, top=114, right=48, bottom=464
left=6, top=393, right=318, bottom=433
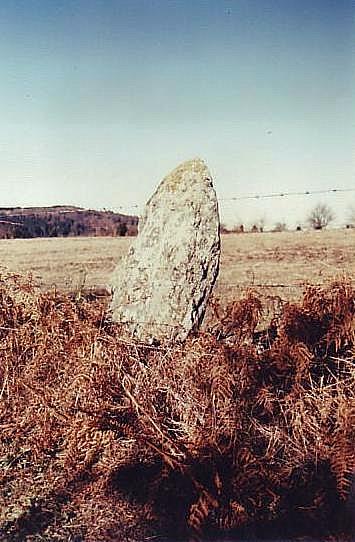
left=0, top=236, right=131, bottom=293
left=0, top=230, right=353, bottom=300
left=0, top=273, right=354, bottom=541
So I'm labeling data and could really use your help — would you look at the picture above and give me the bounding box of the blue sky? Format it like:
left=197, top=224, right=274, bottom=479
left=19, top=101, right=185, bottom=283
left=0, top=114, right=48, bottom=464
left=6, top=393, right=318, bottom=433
left=0, top=0, right=354, bottom=227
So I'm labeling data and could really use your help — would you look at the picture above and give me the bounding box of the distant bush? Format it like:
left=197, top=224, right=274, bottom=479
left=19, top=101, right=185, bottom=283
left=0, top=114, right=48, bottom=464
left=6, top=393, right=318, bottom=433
left=220, top=224, right=245, bottom=234
left=272, top=221, right=287, bottom=232
left=220, top=223, right=230, bottom=234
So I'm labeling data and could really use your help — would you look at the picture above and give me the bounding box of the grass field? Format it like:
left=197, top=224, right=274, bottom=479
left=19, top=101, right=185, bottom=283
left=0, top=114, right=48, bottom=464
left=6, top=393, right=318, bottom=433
left=0, top=229, right=353, bottom=302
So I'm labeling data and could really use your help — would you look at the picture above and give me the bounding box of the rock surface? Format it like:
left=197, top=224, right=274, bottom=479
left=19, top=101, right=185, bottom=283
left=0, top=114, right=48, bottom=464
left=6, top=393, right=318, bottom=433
left=109, top=158, right=220, bottom=343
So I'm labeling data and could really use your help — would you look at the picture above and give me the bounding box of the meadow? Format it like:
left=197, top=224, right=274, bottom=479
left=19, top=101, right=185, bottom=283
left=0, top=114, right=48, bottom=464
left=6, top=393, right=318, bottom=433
left=0, top=229, right=353, bottom=299
left=0, top=229, right=354, bottom=542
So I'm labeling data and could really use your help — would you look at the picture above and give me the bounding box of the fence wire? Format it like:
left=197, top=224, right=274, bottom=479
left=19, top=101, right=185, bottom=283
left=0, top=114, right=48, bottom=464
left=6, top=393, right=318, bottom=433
left=1, top=187, right=354, bottom=216
left=114, top=187, right=355, bottom=212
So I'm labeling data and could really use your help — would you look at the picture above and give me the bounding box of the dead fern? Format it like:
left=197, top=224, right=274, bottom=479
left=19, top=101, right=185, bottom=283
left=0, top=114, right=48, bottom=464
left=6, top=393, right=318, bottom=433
left=0, top=273, right=354, bottom=541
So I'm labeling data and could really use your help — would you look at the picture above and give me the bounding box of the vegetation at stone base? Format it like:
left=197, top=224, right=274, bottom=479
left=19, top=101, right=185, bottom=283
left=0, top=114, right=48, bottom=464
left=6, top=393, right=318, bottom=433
left=0, top=274, right=354, bottom=542
left=0, top=206, right=138, bottom=239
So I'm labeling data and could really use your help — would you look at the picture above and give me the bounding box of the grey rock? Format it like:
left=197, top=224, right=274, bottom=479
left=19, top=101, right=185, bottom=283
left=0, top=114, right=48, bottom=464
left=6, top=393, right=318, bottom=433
left=109, top=158, right=220, bottom=343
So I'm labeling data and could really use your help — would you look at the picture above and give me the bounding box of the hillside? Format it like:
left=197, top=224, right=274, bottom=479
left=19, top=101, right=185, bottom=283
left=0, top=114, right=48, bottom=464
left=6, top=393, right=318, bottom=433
left=0, top=206, right=138, bottom=239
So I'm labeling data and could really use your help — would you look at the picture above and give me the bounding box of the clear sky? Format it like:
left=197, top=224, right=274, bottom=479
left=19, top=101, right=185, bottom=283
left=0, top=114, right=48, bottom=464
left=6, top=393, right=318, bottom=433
left=0, top=0, right=354, bottom=227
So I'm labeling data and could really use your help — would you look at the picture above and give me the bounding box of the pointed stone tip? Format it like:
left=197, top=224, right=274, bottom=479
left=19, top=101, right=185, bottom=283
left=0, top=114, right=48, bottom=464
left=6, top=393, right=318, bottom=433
left=161, top=158, right=212, bottom=194
left=180, top=157, right=207, bottom=168
left=170, top=157, right=211, bottom=178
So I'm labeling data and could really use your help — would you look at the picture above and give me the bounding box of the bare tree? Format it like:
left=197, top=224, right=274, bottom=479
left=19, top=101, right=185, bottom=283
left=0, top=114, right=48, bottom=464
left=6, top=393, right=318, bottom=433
left=307, top=203, right=334, bottom=230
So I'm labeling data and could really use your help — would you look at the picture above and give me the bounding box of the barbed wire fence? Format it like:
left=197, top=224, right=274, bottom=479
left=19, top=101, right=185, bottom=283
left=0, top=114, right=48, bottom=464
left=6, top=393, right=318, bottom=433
left=109, top=188, right=355, bottom=220
left=1, top=187, right=354, bottom=216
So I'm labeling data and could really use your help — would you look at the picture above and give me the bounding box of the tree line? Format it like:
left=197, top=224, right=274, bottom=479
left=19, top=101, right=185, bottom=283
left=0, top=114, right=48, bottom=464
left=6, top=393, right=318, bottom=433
left=221, top=203, right=355, bottom=233
left=1, top=203, right=353, bottom=239
left=0, top=209, right=138, bottom=239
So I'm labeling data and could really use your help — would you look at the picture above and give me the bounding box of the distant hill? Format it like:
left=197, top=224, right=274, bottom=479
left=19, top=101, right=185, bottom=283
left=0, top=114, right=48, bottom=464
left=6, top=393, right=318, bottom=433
left=0, top=206, right=138, bottom=239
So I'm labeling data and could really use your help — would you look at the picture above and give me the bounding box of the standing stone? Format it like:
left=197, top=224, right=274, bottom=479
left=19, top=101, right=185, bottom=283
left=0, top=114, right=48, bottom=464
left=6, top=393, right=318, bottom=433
left=109, top=158, right=220, bottom=343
